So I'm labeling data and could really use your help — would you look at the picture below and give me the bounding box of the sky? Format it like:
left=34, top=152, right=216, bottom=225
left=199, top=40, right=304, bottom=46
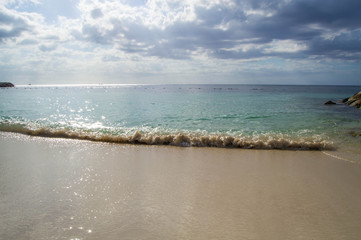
left=1, top=0, right=361, bottom=85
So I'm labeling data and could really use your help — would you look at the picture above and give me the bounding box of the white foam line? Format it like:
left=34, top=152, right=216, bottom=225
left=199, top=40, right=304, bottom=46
left=322, top=151, right=361, bottom=165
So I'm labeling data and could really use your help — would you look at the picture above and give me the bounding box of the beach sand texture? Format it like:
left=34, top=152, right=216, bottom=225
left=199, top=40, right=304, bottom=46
left=1, top=132, right=361, bottom=240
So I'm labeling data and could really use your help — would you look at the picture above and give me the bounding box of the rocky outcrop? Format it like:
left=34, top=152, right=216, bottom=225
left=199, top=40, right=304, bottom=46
left=343, top=91, right=361, bottom=109
left=324, top=100, right=336, bottom=105
left=0, top=82, right=15, bottom=88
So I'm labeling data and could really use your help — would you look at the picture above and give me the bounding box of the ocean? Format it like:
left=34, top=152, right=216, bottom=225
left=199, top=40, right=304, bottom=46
left=1, top=84, right=361, bottom=152
left=2, top=84, right=361, bottom=239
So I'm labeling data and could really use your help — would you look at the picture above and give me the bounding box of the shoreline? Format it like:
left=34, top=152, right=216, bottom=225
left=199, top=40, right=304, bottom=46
left=0, top=127, right=335, bottom=151
left=1, top=132, right=361, bottom=239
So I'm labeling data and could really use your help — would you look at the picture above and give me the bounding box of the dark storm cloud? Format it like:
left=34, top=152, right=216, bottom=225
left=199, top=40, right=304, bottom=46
left=276, top=0, right=361, bottom=30
left=231, top=0, right=361, bottom=45
left=0, top=9, right=31, bottom=42
left=195, top=5, right=247, bottom=26
left=76, top=0, right=361, bottom=60
left=307, top=30, right=361, bottom=60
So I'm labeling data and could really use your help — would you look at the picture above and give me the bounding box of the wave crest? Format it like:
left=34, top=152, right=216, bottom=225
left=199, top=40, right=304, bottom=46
left=0, top=124, right=335, bottom=150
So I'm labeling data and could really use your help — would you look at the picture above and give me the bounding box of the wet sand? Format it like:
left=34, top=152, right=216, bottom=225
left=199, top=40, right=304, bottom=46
left=1, top=132, right=361, bottom=240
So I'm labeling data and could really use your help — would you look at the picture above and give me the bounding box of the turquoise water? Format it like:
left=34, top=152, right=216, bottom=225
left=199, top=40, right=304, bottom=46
left=1, top=84, right=361, bottom=150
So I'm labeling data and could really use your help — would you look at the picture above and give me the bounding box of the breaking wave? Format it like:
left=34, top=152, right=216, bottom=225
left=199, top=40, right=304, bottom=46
left=0, top=123, right=334, bottom=150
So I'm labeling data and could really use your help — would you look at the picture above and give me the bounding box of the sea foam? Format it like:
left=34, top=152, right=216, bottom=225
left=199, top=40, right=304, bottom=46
left=0, top=123, right=334, bottom=150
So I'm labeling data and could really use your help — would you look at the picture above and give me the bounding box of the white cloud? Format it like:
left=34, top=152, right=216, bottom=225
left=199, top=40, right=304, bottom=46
left=263, top=40, right=308, bottom=53
left=1, top=0, right=40, bottom=7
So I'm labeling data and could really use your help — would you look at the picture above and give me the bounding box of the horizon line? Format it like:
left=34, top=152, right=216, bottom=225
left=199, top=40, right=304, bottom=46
left=12, top=83, right=361, bottom=88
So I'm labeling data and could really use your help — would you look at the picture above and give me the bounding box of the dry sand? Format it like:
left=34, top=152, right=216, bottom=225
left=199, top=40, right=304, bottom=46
left=1, top=132, right=361, bottom=240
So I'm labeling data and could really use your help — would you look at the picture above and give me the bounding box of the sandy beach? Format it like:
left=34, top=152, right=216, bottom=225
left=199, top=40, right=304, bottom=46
left=1, top=132, right=361, bottom=240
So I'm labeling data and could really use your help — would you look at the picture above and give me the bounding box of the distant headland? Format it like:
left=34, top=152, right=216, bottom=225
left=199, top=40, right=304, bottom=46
left=0, top=82, right=15, bottom=88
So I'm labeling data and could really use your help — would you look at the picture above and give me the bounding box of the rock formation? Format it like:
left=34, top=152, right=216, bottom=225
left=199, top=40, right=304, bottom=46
left=0, top=82, right=15, bottom=87
left=324, top=100, right=336, bottom=105
left=343, top=91, right=361, bottom=109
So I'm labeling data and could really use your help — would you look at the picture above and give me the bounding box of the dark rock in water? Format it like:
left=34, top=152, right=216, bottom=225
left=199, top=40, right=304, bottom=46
left=324, top=100, right=336, bottom=105
left=344, top=91, right=361, bottom=109
left=0, top=82, right=15, bottom=88
left=342, top=97, right=349, bottom=103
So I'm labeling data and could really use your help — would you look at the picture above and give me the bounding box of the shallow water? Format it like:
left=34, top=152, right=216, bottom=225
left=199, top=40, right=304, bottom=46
left=1, top=84, right=361, bottom=151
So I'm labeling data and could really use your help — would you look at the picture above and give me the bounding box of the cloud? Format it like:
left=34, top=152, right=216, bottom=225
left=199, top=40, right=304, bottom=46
left=65, top=0, right=361, bottom=61
left=1, top=0, right=361, bottom=85
left=276, top=0, right=361, bottom=30
left=309, top=30, right=361, bottom=51
left=38, top=43, right=56, bottom=51
left=18, top=38, right=37, bottom=44
left=0, top=6, right=32, bottom=42
left=102, top=55, right=120, bottom=62
left=90, top=8, right=103, bottom=19
left=80, top=24, right=109, bottom=44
